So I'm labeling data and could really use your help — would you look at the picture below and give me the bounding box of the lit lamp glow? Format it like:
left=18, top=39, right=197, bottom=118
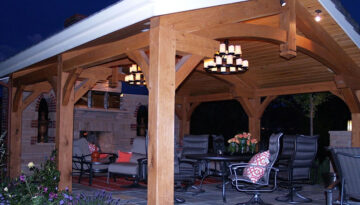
left=125, top=64, right=146, bottom=85
left=203, top=40, right=249, bottom=74
left=347, top=120, right=352, bottom=131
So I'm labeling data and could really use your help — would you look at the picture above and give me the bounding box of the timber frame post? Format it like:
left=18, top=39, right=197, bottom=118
left=9, top=85, right=23, bottom=178
left=178, top=96, right=200, bottom=143
left=147, top=17, right=176, bottom=204
left=55, top=55, right=75, bottom=191
left=237, top=96, right=277, bottom=142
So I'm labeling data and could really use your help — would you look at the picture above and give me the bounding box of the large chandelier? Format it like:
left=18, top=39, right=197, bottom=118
left=125, top=64, right=146, bottom=85
left=204, top=40, right=249, bottom=74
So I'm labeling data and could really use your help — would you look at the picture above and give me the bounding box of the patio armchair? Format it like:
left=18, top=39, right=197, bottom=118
left=228, top=132, right=283, bottom=205
left=180, top=134, right=209, bottom=177
left=72, top=137, right=117, bottom=186
left=275, top=135, right=318, bottom=203
left=326, top=147, right=360, bottom=205
left=106, top=136, right=147, bottom=188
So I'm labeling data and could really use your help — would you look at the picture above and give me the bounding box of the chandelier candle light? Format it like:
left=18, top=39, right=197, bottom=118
left=125, top=64, right=146, bottom=85
left=204, top=40, right=249, bottom=74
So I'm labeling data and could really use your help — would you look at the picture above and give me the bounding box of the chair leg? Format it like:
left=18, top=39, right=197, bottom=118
left=275, top=186, right=312, bottom=204
left=236, top=193, right=271, bottom=205
left=120, top=176, right=146, bottom=189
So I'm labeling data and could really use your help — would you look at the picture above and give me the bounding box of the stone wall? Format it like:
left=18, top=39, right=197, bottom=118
left=21, top=91, right=56, bottom=173
left=20, top=90, right=181, bottom=173
left=329, top=131, right=351, bottom=147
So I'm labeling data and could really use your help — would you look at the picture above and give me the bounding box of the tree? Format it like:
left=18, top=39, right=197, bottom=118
left=293, top=93, right=331, bottom=136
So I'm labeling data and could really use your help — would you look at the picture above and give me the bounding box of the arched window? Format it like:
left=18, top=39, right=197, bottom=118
left=38, top=98, right=49, bottom=143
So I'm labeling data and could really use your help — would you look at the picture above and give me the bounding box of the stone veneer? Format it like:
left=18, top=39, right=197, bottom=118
left=20, top=90, right=180, bottom=174
left=329, top=130, right=351, bottom=171
left=329, top=131, right=351, bottom=147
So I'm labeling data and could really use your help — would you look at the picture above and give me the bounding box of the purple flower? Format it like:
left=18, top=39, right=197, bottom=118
left=65, top=187, right=69, bottom=191
left=19, top=175, right=26, bottom=182
left=59, top=200, right=64, bottom=205
left=43, top=187, right=48, bottom=193
left=64, top=193, right=70, bottom=199
left=51, top=157, right=55, bottom=161
left=49, top=192, right=56, bottom=199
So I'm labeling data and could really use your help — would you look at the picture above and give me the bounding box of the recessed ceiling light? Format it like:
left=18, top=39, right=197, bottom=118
left=315, top=9, right=322, bottom=22
left=280, top=0, right=286, bottom=7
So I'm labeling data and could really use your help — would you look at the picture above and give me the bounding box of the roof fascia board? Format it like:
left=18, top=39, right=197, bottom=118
left=318, top=0, right=360, bottom=48
left=0, top=0, right=153, bottom=77
left=0, top=0, right=246, bottom=77
left=152, top=0, right=247, bottom=16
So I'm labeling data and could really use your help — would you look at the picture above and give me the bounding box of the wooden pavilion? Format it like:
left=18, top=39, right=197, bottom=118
left=1, top=0, right=360, bottom=204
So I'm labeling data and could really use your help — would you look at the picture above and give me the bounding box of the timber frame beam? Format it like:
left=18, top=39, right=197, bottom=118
left=280, top=0, right=296, bottom=59
left=74, top=66, right=113, bottom=103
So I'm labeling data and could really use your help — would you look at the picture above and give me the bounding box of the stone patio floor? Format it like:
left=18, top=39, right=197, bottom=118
left=73, top=180, right=330, bottom=205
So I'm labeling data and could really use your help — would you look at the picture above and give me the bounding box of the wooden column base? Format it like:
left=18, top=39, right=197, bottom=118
left=352, top=113, right=360, bottom=147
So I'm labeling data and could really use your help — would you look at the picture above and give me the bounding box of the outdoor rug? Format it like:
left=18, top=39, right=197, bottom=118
left=72, top=176, right=221, bottom=191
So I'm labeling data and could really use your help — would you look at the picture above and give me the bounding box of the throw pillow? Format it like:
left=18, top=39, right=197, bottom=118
left=243, top=150, right=270, bottom=183
left=116, top=151, right=132, bottom=163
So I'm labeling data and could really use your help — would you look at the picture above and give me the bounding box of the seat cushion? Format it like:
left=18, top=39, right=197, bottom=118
left=108, top=162, right=138, bottom=175
left=130, top=153, right=146, bottom=163
left=243, top=150, right=270, bottom=183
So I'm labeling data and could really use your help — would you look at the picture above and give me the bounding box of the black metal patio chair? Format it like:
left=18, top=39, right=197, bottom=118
left=228, top=132, right=283, bottom=205
left=326, top=147, right=360, bottom=205
left=275, top=135, right=318, bottom=203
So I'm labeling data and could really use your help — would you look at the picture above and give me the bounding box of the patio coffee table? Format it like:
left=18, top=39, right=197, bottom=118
left=186, top=153, right=253, bottom=203
left=80, top=160, right=110, bottom=186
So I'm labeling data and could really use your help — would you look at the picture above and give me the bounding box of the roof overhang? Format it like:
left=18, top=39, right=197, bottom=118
left=0, top=0, right=246, bottom=77
left=319, top=0, right=360, bottom=48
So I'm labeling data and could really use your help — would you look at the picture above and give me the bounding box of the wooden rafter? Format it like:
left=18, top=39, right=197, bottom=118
left=175, top=32, right=219, bottom=58
left=13, top=64, right=57, bottom=87
left=63, top=31, right=150, bottom=72
left=175, top=55, right=203, bottom=89
left=193, top=22, right=287, bottom=43
left=280, top=0, right=296, bottom=59
left=62, top=68, right=83, bottom=105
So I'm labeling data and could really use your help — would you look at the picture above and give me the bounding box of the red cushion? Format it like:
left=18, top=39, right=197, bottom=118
left=116, top=151, right=132, bottom=163
left=243, top=150, right=270, bottom=183
left=99, top=154, right=108, bottom=159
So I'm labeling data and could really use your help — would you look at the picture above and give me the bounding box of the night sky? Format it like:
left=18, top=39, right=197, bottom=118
left=0, top=0, right=359, bottom=62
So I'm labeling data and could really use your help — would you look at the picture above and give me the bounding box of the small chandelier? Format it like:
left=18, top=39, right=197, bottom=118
left=204, top=40, right=249, bottom=74
left=125, top=64, right=146, bottom=85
